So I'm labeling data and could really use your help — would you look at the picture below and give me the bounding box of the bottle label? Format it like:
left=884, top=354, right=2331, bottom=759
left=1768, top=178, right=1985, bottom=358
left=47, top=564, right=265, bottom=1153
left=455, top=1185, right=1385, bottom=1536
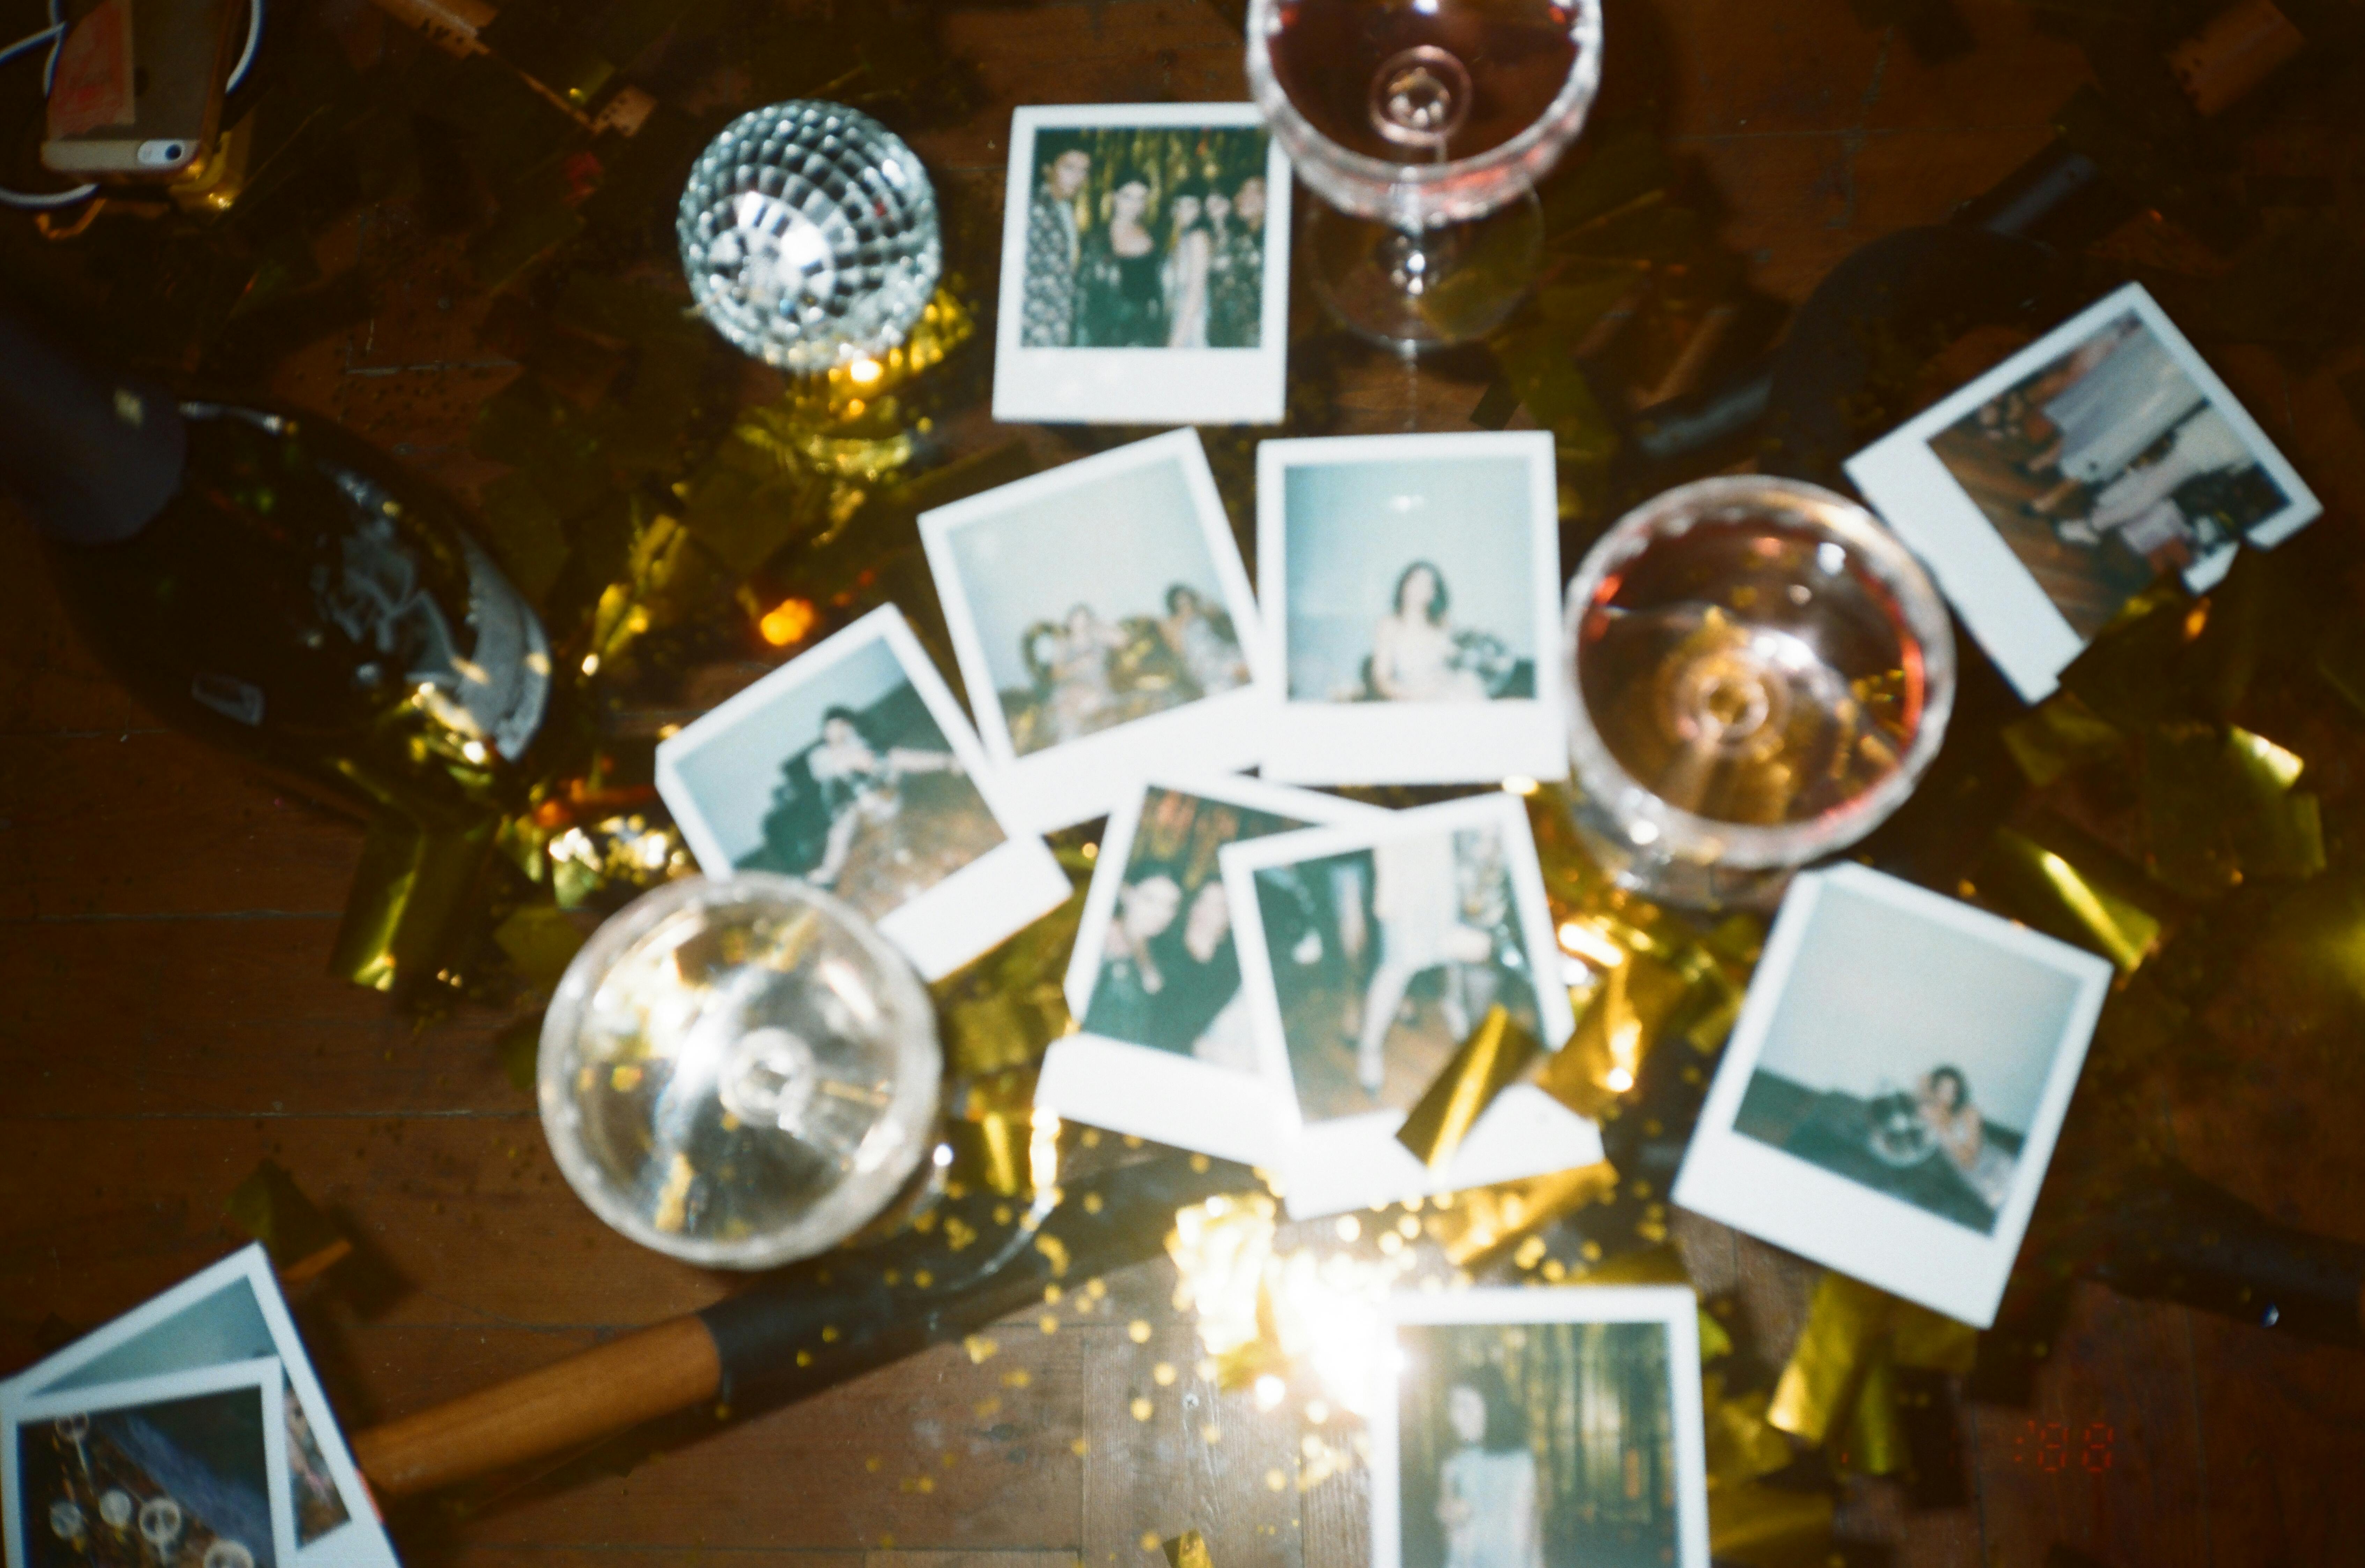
left=313, top=467, right=551, bottom=761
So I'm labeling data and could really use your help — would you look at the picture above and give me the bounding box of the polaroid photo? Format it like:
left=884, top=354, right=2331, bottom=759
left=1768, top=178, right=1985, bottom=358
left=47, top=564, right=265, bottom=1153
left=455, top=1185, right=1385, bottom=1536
left=1373, top=1286, right=1711, bottom=1568
left=7, top=1358, right=294, bottom=1568
left=1846, top=281, right=2321, bottom=702
left=1220, top=792, right=1593, bottom=1218
left=1256, top=432, right=1568, bottom=786
left=1039, top=775, right=1388, bottom=1164
left=0, top=1246, right=396, bottom=1568
left=656, top=604, right=1070, bottom=980
left=921, top=429, right=1276, bottom=831
left=1673, top=863, right=2113, bottom=1327
left=993, top=103, right=1292, bottom=426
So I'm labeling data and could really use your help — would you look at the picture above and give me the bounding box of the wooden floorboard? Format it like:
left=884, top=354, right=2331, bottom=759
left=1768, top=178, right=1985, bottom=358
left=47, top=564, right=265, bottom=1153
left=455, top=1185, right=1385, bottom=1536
left=7, top=0, right=2365, bottom=1564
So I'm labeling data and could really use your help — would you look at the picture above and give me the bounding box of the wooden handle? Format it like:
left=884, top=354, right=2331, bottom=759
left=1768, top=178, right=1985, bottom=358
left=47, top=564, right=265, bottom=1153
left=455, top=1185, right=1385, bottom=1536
left=351, top=1315, right=722, bottom=1501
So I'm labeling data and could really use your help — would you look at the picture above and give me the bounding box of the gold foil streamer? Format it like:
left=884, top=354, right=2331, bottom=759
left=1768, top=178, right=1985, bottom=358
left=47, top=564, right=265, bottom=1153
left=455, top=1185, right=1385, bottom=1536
left=1979, top=818, right=2168, bottom=974
left=1767, top=1272, right=1891, bottom=1445
left=1704, top=1480, right=1837, bottom=1568
left=2001, top=691, right=2125, bottom=787
left=222, top=1160, right=353, bottom=1285
left=2141, top=722, right=2324, bottom=898
left=931, top=885, right=1087, bottom=1079
left=1890, top=1300, right=1979, bottom=1375
left=1700, top=1375, right=1794, bottom=1491
left=330, top=816, right=498, bottom=992
left=1835, top=1340, right=1904, bottom=1476
left=1395, top=1006, right=1546, bottom=1168
left=492, top=904, right=588, bottom=991
left=1161, top=1530, right=1215, bottom=1568
left=1167, top=1193, right=1277, bottom=1370
left=1536, top=948, right=1690, bottom=1118
left=1433, top=1162, right=1620, bottom=1267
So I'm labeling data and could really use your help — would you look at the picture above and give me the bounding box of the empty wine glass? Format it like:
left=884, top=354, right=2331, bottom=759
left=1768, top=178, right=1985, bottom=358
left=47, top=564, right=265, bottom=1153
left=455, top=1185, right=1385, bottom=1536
left=137, top=1496, right=183, bottom=1565
left=1562, top=476, right=1955, bottom=910
left=1246, top=0, right=1604, bottom=348
left=538, top=874, right=943, bottom=1270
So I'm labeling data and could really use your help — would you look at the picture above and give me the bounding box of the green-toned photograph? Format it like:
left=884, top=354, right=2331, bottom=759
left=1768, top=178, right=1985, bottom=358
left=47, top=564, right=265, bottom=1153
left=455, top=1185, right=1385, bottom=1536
left=1018, top=124, right=1272, bottom=350
left=1396, top=1319, right=1681, bottom=1568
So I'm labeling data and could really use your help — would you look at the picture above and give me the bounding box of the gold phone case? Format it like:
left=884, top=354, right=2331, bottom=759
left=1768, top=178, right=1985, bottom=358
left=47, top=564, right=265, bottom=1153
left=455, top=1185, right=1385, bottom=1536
left=40, top=0, right=238, bottom=180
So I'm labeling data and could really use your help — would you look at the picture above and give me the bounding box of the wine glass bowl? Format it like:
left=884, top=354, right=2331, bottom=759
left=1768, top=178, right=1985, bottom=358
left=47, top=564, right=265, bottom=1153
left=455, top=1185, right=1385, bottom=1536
left=537, top=874, right=943, bottom=1270
left=1247, top=0, right=1602, bottom=347
left=1562, top=476, right=1955, bottom=909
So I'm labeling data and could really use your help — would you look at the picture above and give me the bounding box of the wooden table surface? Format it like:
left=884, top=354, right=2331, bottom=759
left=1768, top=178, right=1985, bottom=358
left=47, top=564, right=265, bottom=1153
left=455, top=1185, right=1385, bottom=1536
left=7, top=2, right=2365, bottom=1566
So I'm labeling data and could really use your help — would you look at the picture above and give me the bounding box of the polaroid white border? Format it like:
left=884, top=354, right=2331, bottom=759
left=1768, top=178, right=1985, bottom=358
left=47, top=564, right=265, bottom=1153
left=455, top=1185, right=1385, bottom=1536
left=655, top=604, right=1072, bottom=982
left=1220, top=792, right=1592, bottom=1218
left=1257, top=431, right=1569, bottom=786
left=7, top=1357, right=296, bottom=1568
left=992, top=102, right=1293, bottom=426
left=921, top=429, right=1277, bottom=831
left=1672, top=863, right=2112, bottom=1327
left=1040, top=774, right=1388, bottom=1164
left=0, top=1246, right=396, bottom=1568
left=1371, top=1286, right=1711, bottom=1568
left=1845, top=281, right=2322, bottom=703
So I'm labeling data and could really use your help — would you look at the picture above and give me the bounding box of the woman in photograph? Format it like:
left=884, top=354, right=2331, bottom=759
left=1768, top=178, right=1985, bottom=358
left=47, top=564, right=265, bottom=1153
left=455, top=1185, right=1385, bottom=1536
left=1372, top=561, right=1488, bottom=704
left=1206, top=181, right=1263, bottom=348
left=1916, top=1066, right=2016, bottom=1211
left=1354, top=831, right=1498, bottom=1096
left=1435, top=1364, right=1545, bottom=1568
left=1036, top=604, right=1131, bottom=743
left=1160, top=583, right=1248, bottom=697
left=1075, top=171, right=1167, bottom=348
left=1163, top=184, right=1213, bottom=349
left=1157, top=878, right=1258, bottom=1069
left=2056, top=406, right=2266, bottom=548
left=1085, top=870, right=1184, bottom=1044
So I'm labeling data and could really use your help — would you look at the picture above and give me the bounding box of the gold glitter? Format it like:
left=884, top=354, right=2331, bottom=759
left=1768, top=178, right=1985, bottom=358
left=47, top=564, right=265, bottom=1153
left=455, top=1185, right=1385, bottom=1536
left=1041, top=1315, right=1061, bottom=1334
left=965, top=1335, right=999, bottom=1363
left=1335, top=1216, right=1361, bottom=1242
left=974, top=1397, right=1001, bottom=1419
left=1265, top=1469, right=1287, bottom=1492
left=1128, top=1320, right=1153, bottom=1344
left=1084, top=1192, right=1105, bottom=1213
left=1153, top=1362, right=1177, bottom=1386
left=820, top=1325, right=839, bottom=1343
left=865, top=1456, right=883, bottom=1472
left=1201, top=1423, right=1222, bottom=1443
left=914, top=1270, right=934, bottom=1288
left=1397, top=1214, right=1421, bottom=1239
left=1087, top=1277, right=1108, bottom=1298
left=1046, top=1284, right=1064, bottom=1304
left=1131, top=1397, right=1154, bottom=1421
left=1004, top=1369, right=1032, bottom=1388
left=1139, top=1532, right=1160, bottom=1552
left=1071, top=1437, right=1090, bottom=1456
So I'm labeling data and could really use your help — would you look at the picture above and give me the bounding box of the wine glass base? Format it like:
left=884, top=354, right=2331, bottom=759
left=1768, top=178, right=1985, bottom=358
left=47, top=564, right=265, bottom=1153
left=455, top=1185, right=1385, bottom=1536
left=1564, top=789, right=1803, bottom=912
left=1303, top=191, right=1543, bottom=350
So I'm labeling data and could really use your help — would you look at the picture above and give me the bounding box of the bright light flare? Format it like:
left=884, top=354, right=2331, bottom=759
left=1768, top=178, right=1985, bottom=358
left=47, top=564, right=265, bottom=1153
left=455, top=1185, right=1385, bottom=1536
left=759, top=597, right=817, bottom=647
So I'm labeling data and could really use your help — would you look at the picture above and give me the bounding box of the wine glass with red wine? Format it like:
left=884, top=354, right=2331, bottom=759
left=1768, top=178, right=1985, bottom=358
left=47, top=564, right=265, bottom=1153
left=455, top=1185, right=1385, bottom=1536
left=1562, top=476, right=1957, bottom=910
left=1246, top=0, right=1603, bottom=349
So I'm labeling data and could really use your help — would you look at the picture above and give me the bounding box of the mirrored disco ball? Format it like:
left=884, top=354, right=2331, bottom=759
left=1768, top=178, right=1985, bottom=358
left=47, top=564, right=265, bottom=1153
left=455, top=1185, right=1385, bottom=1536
left=677, top=101, right=942, bottom=374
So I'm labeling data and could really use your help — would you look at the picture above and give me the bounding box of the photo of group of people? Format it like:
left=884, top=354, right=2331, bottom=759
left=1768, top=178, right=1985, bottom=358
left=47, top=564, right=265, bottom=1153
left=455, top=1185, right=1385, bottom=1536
left=994, top=106, right=1290, bottom=425
left=1376, top=1291, right=1710, bottom=1568
left=1847, top=282, right=2319, bottom=702
left=1675, top=865, right=2112, bottom=1326
left=656, top=607, right=1071, bottom=982
left=1007, top=583, right=1248, bottom=758
left=1019, top=125, right=1271, bottom=351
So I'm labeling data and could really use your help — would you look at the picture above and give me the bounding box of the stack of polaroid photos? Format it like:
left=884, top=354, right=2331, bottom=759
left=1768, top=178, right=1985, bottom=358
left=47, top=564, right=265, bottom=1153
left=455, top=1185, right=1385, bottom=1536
left=657, top=412, right=1593, bottom=1219
left=2, top=1246, right=398, bottom=1568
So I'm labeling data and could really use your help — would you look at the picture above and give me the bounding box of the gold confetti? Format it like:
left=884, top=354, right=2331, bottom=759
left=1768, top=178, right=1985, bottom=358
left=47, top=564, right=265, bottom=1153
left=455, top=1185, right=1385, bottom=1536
left=965, top=1335, right=999, bottom=1363
left=821, top=1325, right=839, bottom=1343
left=974, top=1397, right=1001, bottom=1419
left=1189, top=1153, right=1210, bottom=1171
left=943, top=1451, right=958, bottom=1467
left=1046, top=1284, right=1064, bottom=1304
left=1335, top=1215, right=1361, bottom=1242
left=1131, top=1397, right=1155, bottom=1421
left=1139, top=1532, right=1161, bottom=1552
left=1128, top=1320, right=1154, bottom=1344
left=1072, top=1437, right=1090, bottom=1456
left=1153, top=1362, right=1177, bottom=1386
left=865, top=1456, right=883, bottom=1473
left=1397, top=1214, right=1421, bottom=1239
left=1004, top=1369, right=1033, bottom=1388
left=1041, top=1315, right=1061, bottom=1334
left=796, top=1349, right=813, bottom=1367
left=1514, top=1235, right=1548, bottom=1269
left=1082, top=1129, right=1101, bottom=1147
left=1084, top=1191, right=1105, bottom=1213
left=1087, top=1277, right=1108, bottom=1298
left=1201, top=1422, right=1222, bottom=1443
left=1265, top=1469, right=1287, bottom=1492
left=914, top=1270, right=934, bottom=1288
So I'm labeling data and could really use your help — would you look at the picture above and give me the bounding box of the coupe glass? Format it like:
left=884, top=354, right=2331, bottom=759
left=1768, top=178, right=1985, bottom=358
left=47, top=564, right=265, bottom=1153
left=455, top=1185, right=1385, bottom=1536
left=1246, top=0, right=1604, bottom=349
left=538, top=874, right=943, bottom=1270
left=1562, top=476, right=1955, bottom=910
left=677, top=102, right=943, bottom=374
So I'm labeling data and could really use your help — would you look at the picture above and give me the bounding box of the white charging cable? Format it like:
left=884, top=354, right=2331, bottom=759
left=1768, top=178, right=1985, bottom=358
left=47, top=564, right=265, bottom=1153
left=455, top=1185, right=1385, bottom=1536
left=1, top=0, right=265, bottom=212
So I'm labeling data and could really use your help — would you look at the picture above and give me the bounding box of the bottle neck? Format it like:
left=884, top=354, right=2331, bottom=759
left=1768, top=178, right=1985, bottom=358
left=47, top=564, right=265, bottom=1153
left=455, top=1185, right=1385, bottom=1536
left=0, top=299, right=187, bottom=546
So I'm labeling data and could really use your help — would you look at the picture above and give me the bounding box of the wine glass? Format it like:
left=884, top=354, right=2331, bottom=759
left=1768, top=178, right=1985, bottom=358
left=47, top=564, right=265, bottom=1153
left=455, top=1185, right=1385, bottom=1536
left=1562, top=476, right=1955, bottom=910
left=1246, top=0, right=1604, bottom=349
left=537, top=874, right=943, bottom=1270
left=137, top=1496, right=184, bottom=1566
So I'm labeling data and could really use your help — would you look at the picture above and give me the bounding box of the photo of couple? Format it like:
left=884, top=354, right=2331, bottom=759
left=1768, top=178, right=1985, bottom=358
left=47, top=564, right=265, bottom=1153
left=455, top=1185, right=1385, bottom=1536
left=1248, top=822, right=1541, bottom=1118
left=1007, top=584, right=1249, bottom=757
left=1395, top=1320, right=1682, bottom=1568
left=1927, top=309, right=2292, bottom=637
left=1019, top=125, right=1271, bottom=350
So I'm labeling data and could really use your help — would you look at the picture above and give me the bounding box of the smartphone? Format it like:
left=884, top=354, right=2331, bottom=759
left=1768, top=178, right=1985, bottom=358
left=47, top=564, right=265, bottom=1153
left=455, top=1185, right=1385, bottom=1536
left=41, top=0, right=239, bottom=181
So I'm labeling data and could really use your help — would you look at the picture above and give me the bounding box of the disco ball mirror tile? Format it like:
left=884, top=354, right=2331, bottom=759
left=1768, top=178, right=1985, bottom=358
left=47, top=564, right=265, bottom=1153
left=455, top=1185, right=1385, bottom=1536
left=678, top=101, right=943, bottom=374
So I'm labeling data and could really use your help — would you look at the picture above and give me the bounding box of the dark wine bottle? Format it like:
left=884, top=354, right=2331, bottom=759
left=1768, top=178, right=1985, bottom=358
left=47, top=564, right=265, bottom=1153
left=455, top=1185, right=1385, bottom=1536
left=0, top=299, right=554, bottom=829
